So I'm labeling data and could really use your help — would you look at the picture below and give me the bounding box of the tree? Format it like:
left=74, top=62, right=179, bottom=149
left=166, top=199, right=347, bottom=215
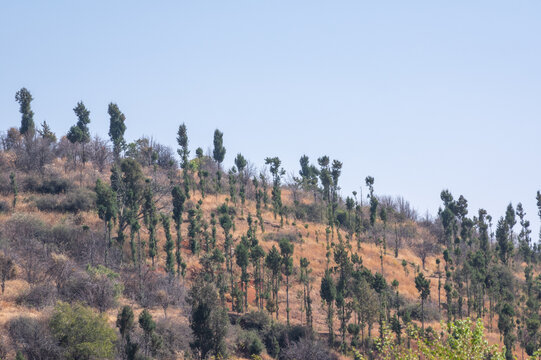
left=300, top=257, right=313, bottom=330
left=139, top=309, right=162, bottom=357
left=177, top=123, right=191, bottom=198
left=15, top=88, right=35, bottom=137
left=189, top=280, right=229, bottom=360
left=235, top=237, right=250, bottom=312
left=212, top=129, right=226, bottom=169
left=108, top=103, right=127, bottom=162
left=111, top=158, right=145, bottom=265
left=279, top=238, right=294, bottom=326
left=67, top=101, right=91, bottom=165
left=535, top=191, right=541, bottom=241
left=415, top=272, right=431, bottom=331
left=162, top=214, right=175, bottom=276
left=366, top=176, right=378, bottom=229
left=496, top=217, right=513, bottom=265
left=116, top=305, right=134, bottom=359
left=38, top=120, right=56, bottom=142
left=321, top=269, right=336, bottom=345
left=235, top=153, right=247, bottom=208
left=265, top=156, right=286, bottom=226
left=9, top=172, right=17, bottom=209
left=0, top=252, right=15, bottom=294
left=172, top=185, right=187, bottom=278
left=265, top=245, right=282, bottom=319
left=95, top=179, right=117, bottom=265
left=142, top=181, right=159, bottom=266
left=116, top=305, right=135, bottom=342
left=49, top=302, right=116, bottom=360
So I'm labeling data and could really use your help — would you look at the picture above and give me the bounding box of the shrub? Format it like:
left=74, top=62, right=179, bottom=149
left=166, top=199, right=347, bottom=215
left=58, top=269, right=118, bottom=312
left=8, top=316, right=61, bottom=360
left=37, top=178, right=72, bottom=194
left=35, top=195, right=59, bottom=211
left=155, top=317, right=192, bottom=360
left=35, top=188, right=96, bottom=212
left=17, top=284, right=57, bottom=308
left=263, top=231, right=301, bottom=244
left=400, top=301, right=440, bottom=323
left=237, top=330, right=264, bottom=357
left=49, top=302, right=116, bottom=360
left=60, top=188, right=95, bottom=212
left=239, top=311, right=270, bottom=332
left=279, top=338, right=339, bottom=360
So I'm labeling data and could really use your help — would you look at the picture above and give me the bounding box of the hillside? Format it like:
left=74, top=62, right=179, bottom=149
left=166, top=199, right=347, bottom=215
left=1, top=111, right=540, bottom=360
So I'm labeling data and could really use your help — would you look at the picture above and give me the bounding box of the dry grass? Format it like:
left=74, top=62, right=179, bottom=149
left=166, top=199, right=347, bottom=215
left=0, top=163, right=509, bottom=357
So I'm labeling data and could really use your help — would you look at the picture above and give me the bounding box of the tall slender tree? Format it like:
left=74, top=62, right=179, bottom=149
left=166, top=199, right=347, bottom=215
left=415, top=272, right=431, bottom=331
left=67, top=101, right=91, bottom=165
left=177, top=124, right=190, bottom=198
left=279, top=238, right=294, bottom=326
left=15, top=88, right=35, bottom=137
left=108, top=103, right=127, bottom=162
left=172, top=186, right=187, bottom=278
left=265, top=157, right=285, bottom=226
left=96, top=179, right=117, bottom=265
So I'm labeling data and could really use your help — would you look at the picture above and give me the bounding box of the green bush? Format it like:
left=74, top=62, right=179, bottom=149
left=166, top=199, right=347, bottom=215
left=49, top=301, right=116, bottom=360
left=237, top=330, right=264, bottom=357
left=239, top=311, right=270, bottom=332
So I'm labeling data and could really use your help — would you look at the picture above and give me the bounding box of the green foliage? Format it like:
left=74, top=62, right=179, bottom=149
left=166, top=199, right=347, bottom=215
left=67, top=101, right=91, bottom=145
left=212, top=129, right=226, bottom=165
left=116, top=305, right=135, bottom=340
left=15, top=88, right=35, bottom=137
left=49, top=301, right=116, bottom=360
left=188, top=280, right=229, bottom=360
left=237, top=330, right=264, bottom=357
left=108, top=102, right=127, bottom=161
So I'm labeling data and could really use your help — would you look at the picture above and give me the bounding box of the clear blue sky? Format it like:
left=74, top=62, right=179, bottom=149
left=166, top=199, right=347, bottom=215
left=1, top=1, right=540, bottom=236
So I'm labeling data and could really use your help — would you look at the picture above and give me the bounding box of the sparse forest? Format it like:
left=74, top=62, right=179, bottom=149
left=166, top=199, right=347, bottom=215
left=1, top=88, right=541, bottom=360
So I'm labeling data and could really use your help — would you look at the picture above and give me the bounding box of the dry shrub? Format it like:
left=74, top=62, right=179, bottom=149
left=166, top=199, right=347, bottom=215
left=8, top=316, right=61, bottom=360
left=155, top=317, right=192, bottom=360
left=279, top=338, right=338, bottom=360
left=17, top=284, right=57, bottom=308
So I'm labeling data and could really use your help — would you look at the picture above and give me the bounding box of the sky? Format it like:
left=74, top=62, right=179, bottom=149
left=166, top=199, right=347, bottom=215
left=1, top=1, right=540, bottom=236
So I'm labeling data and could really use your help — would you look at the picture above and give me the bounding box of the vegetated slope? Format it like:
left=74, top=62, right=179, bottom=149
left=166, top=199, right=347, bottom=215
left=1, top=90, right=539, bottom=359
left=0, top=153, right=531, bottom=359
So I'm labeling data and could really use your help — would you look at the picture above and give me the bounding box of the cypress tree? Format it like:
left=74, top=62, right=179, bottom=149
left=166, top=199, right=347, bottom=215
left=162, top=214, right=175, bottom=276
left=172, top=185, right=187, bottom=278
left=177, top=123, right=190, bottom=198
left=108, top=103, right=127, bottom=162
left=15, top=87, right=35, bottom=137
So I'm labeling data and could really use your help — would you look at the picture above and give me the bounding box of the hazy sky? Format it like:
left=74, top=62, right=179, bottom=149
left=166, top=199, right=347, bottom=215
left=1, top=1, right=540, bottom=235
